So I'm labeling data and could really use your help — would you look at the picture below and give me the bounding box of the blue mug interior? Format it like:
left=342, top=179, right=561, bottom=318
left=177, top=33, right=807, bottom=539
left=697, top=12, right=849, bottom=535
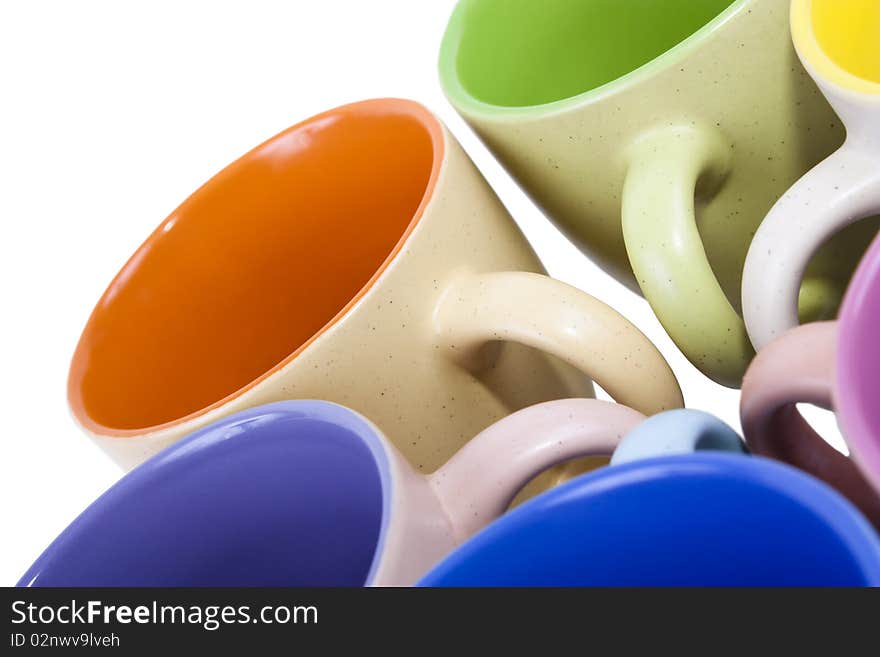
left=418, top=453, right=880, bottom=586
left=19, top=401, right=391, bottom=586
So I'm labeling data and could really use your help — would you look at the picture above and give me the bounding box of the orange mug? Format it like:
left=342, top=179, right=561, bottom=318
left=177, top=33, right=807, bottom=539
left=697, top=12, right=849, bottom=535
left=68, top=98, right=682, bottom=477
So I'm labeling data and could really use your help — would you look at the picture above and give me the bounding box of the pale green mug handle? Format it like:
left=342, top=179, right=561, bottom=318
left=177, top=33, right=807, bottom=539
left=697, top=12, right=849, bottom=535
left=622, top=124, right=753, bottom=388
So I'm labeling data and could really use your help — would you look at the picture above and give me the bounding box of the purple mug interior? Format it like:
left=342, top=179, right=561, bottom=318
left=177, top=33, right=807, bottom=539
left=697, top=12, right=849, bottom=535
left=18, top=401, right=392, bottom=586
left=838, top=233, right=880, bottom=487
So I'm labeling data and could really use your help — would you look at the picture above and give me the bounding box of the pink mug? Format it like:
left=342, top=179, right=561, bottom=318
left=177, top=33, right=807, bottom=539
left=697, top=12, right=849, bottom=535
left=741, top=234, right=880, bottom=527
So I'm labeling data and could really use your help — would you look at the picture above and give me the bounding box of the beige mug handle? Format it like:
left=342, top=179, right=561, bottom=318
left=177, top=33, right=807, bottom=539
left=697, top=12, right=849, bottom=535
left=434, top=270, right=683, bottom=415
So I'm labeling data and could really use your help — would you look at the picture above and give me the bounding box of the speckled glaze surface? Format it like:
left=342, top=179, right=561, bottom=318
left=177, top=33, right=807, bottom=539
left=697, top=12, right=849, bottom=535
left=69, top=99, right=681, bottom=473
left=439, top=0, right=880, bottom=386
left=743, top=0, right=880, bottom=350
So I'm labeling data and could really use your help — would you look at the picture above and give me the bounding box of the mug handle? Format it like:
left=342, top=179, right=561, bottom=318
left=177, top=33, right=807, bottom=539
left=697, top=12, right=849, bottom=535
left=739, top=320, right=880, bottom=527
left=434, top=270, right=683, bottom=416
left=609, top=408, right=746, bottom=466
left=621, top=124, right=752, bottom=387
left=428, top=398, right=644, bottom=541
left=742, top=144, right=880, bottom=351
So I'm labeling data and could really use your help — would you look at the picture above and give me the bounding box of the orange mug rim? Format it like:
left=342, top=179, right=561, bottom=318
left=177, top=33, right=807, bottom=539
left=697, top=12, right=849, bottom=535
left=67, top=98, right=446, bottom=438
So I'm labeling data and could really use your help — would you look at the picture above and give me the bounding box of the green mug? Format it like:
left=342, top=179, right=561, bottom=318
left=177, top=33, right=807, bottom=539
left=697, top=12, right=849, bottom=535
left=438, top=0, right=880, bottom=387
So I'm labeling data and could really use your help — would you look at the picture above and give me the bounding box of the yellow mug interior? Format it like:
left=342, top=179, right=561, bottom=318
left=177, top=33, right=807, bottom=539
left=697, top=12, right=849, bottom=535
left=793, top=0, right=880, bottom=94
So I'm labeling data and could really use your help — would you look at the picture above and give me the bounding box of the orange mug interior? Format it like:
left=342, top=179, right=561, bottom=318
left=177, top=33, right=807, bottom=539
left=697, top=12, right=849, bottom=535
left=68, top=99, right=443, bottom=435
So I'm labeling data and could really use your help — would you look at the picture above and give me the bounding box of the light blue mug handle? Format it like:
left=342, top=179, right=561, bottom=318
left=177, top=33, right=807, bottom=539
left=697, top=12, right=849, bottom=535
left=611, top=409, right=747, bottom=466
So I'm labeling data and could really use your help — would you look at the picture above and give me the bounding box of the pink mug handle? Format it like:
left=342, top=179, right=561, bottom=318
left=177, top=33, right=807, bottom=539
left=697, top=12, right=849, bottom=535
left=428, top=398, right=644, bottom=541
left=740, top=321, right=880, bottom=526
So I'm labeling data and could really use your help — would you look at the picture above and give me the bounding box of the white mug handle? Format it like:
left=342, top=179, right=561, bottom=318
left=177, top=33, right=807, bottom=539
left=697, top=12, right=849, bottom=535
left=743, top=142, right=880, bottom=350
left=434, top=270, right=682, bottom=415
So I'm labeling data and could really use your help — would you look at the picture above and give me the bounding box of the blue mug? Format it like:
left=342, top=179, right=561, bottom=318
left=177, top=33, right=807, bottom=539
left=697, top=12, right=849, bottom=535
left=19, top=398, right=643, bottom=586
left=611, top=409, right=747, bottom=465
left=418, top=453, right=880, bottom=586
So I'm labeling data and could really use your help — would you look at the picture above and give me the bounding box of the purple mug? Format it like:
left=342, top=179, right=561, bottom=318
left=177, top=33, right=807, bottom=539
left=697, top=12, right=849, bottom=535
left=18, top=398, right=642, bottom=587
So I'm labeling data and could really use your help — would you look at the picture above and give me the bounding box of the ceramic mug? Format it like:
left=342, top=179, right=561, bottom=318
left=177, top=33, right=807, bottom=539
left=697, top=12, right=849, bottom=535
left=741, top=233, right=880, bottom=528
left=610, top=408, right=746, bottom=465
left=19, top=398, right=645, bottom=587
left=418, top=453, right=880, bottom=586
left=68, top=98, right=681, bottom=473
left=438, top=0, right=880, bottom=386
left=744, top=0, right=880, bottom=350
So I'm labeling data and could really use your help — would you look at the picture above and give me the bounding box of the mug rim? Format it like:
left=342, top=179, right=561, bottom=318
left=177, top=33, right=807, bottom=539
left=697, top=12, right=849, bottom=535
left=438, top=0, right=750, bottom=119
left=420, top=452, right=880, bottom=585
left=67, top=99, right=446, bottom=438
left=791, top=0, right=880, bottom=98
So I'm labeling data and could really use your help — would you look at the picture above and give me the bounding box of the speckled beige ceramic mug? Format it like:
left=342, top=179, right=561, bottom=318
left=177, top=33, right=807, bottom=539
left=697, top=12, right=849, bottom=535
left=439, top=0, right=880, bottom=387
left=68, top=98, right=682, bottom=477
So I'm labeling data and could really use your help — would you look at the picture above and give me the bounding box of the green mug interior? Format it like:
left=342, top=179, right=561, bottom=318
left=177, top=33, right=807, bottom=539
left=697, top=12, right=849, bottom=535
left=448, top=0, right=738, bottom=108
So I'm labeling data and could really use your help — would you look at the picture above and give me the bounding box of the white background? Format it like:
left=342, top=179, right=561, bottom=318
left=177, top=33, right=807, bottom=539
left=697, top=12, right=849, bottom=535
left=0, top=0, right=843, bottom=584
